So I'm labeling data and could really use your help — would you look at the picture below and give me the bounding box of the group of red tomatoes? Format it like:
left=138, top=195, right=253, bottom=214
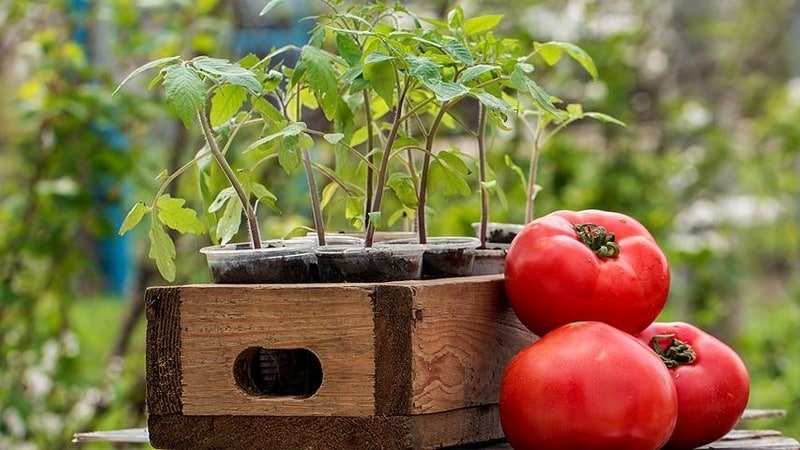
left=501, top=209, right=750, bottom=450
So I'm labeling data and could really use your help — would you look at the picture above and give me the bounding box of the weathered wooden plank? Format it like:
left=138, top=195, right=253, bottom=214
left=178, top=284, right=377, bottom=416
left=408, top=277, right=535, bottom=414
left=145, top=286, right=182, bottom=415
left=147, top=407, right=503, bottom=450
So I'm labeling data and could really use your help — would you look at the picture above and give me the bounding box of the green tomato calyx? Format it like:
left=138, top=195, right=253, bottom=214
left=650, top=334, right=697, bottom=369
left=574, top=223, right=620, bottom=258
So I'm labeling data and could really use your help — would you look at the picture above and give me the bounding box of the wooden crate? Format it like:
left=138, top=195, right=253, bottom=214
left=145, top=274, right=535, bottom=449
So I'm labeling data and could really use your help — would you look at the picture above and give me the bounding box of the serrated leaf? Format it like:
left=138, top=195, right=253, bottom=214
left=216, top=195, right=243, bottom=245
left=460, top=64, right=498, bottom=84
left=149, top=222, right=176, bottom=282
left=364, top=52, right=395, bottom=65
left=444, top=41, right=474, bottom=65
left=119, top=202, right=150, bottom=235
left=155, top=194, right=205, bottom=234
left=298, top=46, right=339, bottom=120
left=536, top=41, right=598, bottom=79
left=336, top=33, right=362, bottom=67
left=438, top=150, right=471, bottom=175
left=323, top=133, right=345, bottom=144
left=162, top=64, right=205, bottom=128
left=446, top=7, right=463, bottom=30
left=407, top=56, right=442, bottom=85
left=192, top=56, right=262, bottom=93
left=463, top=15, right=503, bottom=35
left=387, top=172, right=419, bottom=208
left=210, top=85, right=247, bottom=127
left=113, top=55, right=181, bottom=96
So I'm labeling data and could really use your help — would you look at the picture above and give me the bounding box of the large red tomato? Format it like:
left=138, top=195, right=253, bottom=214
left=636, top=322, right=750, bottom=450
left=504, top=209, right=670, bottom=336
left=499, top=321, right=678, bottom=450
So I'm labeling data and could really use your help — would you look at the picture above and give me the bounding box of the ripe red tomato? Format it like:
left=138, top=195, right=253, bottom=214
left=636, top=322, right=750, bottom=450
left=504, top=209, right=670, bottom=336
left=499, top=321, right=678, bottom=450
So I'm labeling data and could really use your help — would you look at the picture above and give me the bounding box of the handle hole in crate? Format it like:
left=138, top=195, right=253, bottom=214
left=233, top=347, right=322, bottom=398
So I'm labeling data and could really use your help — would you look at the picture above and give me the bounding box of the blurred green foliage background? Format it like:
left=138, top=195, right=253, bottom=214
left=1, top=0, right=799, bottom=448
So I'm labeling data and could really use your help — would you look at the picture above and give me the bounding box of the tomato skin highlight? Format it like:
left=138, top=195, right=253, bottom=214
left=499, top=321, right=678, bottom=450
left=504, top=209, right=670, bottom=336
left=636, top=322, right=751, bottom=450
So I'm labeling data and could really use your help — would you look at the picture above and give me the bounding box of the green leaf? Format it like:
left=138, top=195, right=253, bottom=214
left=249, top=121, right=308, bottom=150
left=444, top=41, right=474, bottom=65
left=473, top=91, right=513, bottom=113
left=424, top=80, right=470, bottom=102
left=511, top=65, right=562, bottom=118
left=119, top=202, right=150, bottom=235
left=323, top=133, right=345, bottom=144
left=155, top=195, right=205, bottom=234
left=252, top=183, right=280, bottom=214
left=216, top=195, right=243, bottom=245
left=209, top=187, right=236, bottom=213
left=336, top=33, right=362, bottom=67
left=319, top=182, right=339, bottom=211
left=364, top=59, right=395, bottom=106
left=367, top=211, right=382, bottom=229
left=583, top=111, right=626, bottom=127
left=463, top=15, right=503, bottom=35
left=387, top=172, right=419, bottom=208
left=113, top=55, right=181, bottom=96
left=460, top=64, right=498, bottom=84
left=438, top=150, right=471, bottom=175
left=192, top=56, right=262, bottom=93
left=259, top=0, right=285, bottom=16
left=210, top=85, right=247, bottom=127
left=149, top=222, right=176, bottom=282
left=536, top=41, right=598, bottom=79
left=252, top=96, right=285, bottom=125
left=163, top=64, right=205, bottom=128
left=504, top=154, right=527, bottom=191
left=364, top=52, right=396, bottom=65
left=298, top=46, right=339, bottom=120
left=446, top=7, right=464, bottom=30
left=430, top=158, right=470, bottom=197
left=566, top=103, right=583, bottom=117
left=407, top=56, right=442, bottom=85
left=279, top=135, right=302, bottom=174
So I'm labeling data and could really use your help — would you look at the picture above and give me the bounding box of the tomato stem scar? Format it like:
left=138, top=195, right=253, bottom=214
left=650, top=334, right=697, bottom=368
left=574, top=223, right=620, bottom=258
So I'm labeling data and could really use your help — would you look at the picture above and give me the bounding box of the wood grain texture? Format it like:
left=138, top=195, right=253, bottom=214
left=148, top=406, right=503, bottom=450
left=373, top=285, right=415, bottom=415
left=145, top=286, right=182, bottom=415
left=407, top=275, right=536, bottom=413
left=177, top=284, right=377, bottom=416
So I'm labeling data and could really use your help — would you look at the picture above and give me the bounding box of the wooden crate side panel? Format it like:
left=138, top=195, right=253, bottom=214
left=408, top=275, right=537, bottom=413
left=145, top=287, right=182, bottom=415
left=148, top=414, right=414, bottom=450
left=178, top=284, right=378, bottom=416
left=373, top=285, right=415, bottom=415
left=147, top=407, right=502, bottom=450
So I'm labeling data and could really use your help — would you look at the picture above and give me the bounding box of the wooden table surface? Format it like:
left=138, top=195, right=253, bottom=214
left=73, top=410, right=798, bottom=449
